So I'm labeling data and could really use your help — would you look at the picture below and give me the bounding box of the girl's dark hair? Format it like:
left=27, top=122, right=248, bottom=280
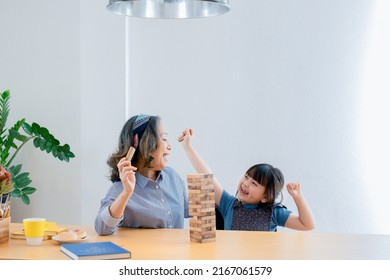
left=246, top=163, right=285, bottom=206
left=107, top=115, right=161, bottom=182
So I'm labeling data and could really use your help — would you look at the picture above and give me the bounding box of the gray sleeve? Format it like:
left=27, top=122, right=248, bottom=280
left=94, top=183, right=124, bottom=235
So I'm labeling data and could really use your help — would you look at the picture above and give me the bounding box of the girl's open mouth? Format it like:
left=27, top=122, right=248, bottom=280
left=240, top=185, right=249, bottom=195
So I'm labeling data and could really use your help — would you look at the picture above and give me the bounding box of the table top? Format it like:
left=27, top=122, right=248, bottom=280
left=1, top=223, right=390, bottom=260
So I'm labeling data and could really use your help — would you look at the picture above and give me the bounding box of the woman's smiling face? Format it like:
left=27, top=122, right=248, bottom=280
left=149, top=121, right=171, bottom=171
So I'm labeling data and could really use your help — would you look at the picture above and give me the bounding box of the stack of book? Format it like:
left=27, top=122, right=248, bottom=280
left=10, top=221, right=67, bottom=240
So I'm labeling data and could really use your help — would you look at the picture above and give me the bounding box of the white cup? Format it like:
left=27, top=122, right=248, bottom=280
left=26, top=237, right=44, bottom=246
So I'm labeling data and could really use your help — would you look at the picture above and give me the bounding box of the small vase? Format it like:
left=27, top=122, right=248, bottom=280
left=0, top=216, right=10, bottom=244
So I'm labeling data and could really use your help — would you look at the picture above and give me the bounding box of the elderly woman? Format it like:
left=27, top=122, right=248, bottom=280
left=95, top=114, right=189, bottom=235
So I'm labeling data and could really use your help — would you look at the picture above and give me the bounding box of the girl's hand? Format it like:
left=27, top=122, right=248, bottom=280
left=287, top=182, right=302, bottom=199
left=284, top=181, right=315, bottom=231
left=179, top=128, right=193, bottom=148
left=117, top=157, right=137, bottom=195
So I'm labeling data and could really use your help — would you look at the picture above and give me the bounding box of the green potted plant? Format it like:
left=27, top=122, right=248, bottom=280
left=0, top=89, right=75, bottom=205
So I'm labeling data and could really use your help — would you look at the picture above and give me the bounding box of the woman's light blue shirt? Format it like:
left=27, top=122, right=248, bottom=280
left=95, top=166, right=189, bottom=235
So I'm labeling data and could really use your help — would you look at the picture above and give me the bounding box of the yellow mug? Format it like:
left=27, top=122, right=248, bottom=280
left=23, top=218, right=46, bottom=245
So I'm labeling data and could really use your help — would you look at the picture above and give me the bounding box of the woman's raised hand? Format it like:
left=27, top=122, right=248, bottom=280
left=117, top=157, right=137, bottom=195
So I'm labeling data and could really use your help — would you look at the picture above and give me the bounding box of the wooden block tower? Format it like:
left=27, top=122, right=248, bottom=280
left=187, top=173, right=216, bottom=243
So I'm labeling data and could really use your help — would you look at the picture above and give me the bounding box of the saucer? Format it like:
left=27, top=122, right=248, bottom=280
left=52, top=235, right=89, bottom=244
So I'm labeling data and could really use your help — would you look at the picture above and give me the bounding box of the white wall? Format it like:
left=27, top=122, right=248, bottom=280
left=0, top=1, right=82, bottom=224
left=1, top=0, right=389, bottom=234
left=79, top=0, right=126, bottom=226
left=0, top=0, right=125, bottom=226
left=126, top=0, right=389, bottom=234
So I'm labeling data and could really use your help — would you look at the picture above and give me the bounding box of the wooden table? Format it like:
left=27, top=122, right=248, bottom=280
left=1, top=223, right=390, bottom=259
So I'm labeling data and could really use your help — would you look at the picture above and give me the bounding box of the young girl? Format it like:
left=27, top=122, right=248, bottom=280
left=179, top=128, right=314, bottom=232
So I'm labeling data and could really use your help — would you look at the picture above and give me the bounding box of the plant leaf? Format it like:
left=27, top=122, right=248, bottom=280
left=67, top=151, right=75, bottom=158
left=14, top=178, right=32, bottom=189
left=20, top=187, right=36, bottom=195
left=45, top=141, right=53, bottom=153
left=52, top=146, right=58, bottom=157
left=1, top=89, right=10, bottom=98
left=22, top=122, right=33, bottom=135
left=62, top=144, right=70, bottom=152
left=10, top=188, right=21, bottom=197
left=14, top=172, right=30, bottom=182
left=33, top=137, right=41, bottom=148
left=9, top=164, right=22, bottom=175
left=21, top=194, right=30, bottom=205
left=9, top=128, right=28, bottom=142
left=0, top=89, right=10, bottom=137
left=39, top=138, right=47, bottom=151
left=31, top=122, right=41, bottom=135
left=38, top=126, right=49, bottom=138
left=58, top=151, right=65, bottom=161
left=46, top=133, right=55, bottom=142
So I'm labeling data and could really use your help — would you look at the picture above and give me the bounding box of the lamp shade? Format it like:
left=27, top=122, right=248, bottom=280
left=106, top=0, right=230, bottom=19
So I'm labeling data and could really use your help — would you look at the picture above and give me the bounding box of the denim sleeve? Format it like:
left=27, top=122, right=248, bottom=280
left=94, top=205, right=123, bottom=236
left=94, top=182, right=124, bottom=235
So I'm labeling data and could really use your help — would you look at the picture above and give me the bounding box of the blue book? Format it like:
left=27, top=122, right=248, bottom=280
left=60, top=241, right=131, bottom=260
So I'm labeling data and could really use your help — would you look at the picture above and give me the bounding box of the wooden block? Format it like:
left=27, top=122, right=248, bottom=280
left=190, top=237, right=216, bottom=243
left=190, top=216, right=215, bottom=222
left=187, top=173, right=213, bottom=178
left=200, top=215, right=216, bottom=221
left=189, top=210, right=201, bottom=216
left=201, top=220, right=216, bottom=226
left=188, top=189, right=202, bottom=194
left=200, top=200, right=215, bottom=205
left=189, top=204, right=203, bottom=209
left=187, top=180, right=213, bottom=186
left=190, top=220, right=216, bottom=228
left=201, top=201, right=216, bottom=207
left=190, top=234, right=216, bottom=243
left=188, top=202, right=216, bottom=209
left=191, top=227, right=215, bottom=233
left=189, top=210, right=216, bottom=217
left=200, top=207, right=215, bottom=213
left=198, top=238, right=216, bottom=243
left=189, top=210, right=216, bottom=216
left=200, top=193, right=215, bottom=200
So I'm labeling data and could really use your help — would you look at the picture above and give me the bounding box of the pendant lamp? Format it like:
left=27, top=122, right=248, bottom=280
left=106, top=0, right=230, bottom=19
